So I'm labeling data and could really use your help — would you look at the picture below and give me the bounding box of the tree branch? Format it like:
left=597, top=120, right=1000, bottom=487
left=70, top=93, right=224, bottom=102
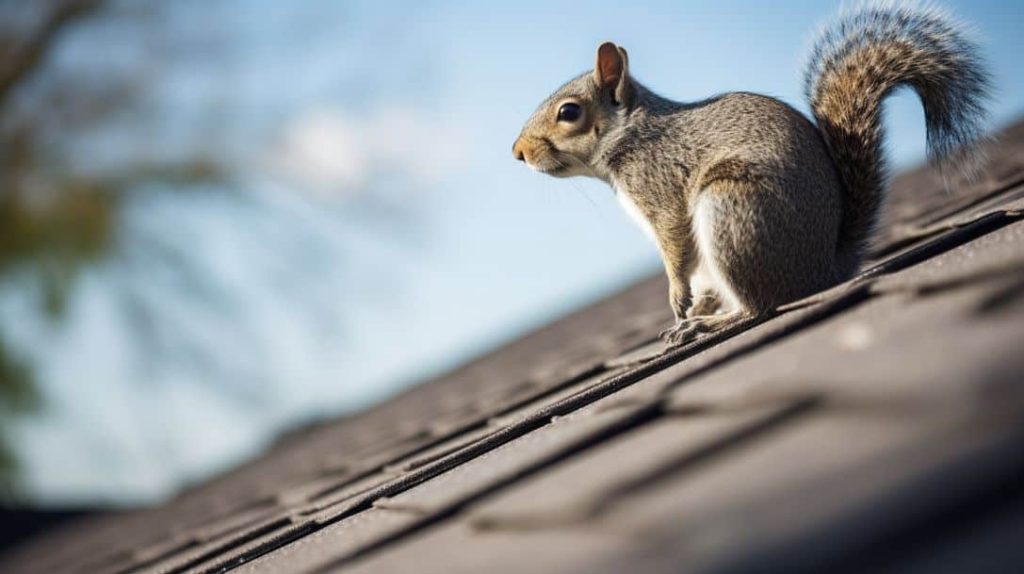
left=0, top=0, right=104, bottom=110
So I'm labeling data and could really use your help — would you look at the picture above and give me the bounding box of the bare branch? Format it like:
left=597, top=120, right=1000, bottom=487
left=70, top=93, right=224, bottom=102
left=0, top=0, right=104, bottom=110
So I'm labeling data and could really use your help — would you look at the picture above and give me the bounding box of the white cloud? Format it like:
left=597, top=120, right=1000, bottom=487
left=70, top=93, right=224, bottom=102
left=270, top=106, right=467, bottom=198
left=275, top=111, right=368, bottom=192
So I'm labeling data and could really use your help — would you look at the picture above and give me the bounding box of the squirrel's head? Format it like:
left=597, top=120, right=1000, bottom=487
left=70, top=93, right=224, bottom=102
left=513, top=42, right=633, bottom=179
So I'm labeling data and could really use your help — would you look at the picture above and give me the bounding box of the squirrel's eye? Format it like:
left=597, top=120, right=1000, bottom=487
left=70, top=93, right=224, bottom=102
left=557, top=103, right=582, bottom=123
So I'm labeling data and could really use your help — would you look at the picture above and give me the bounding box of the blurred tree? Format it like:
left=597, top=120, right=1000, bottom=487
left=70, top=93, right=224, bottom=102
left=0, top=0, right=110, bottom=498
left=0, top=0, right=425, bottom=506
left=0, top=0, right=224, bottom=498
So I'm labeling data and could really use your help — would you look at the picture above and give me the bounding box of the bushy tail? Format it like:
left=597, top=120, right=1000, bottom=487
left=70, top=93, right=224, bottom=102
left=805, top=3, right=990, bottom=262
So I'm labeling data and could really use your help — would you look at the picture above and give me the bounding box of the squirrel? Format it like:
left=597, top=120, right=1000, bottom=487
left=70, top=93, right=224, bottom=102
left=512, top=3, right=990, bottom=346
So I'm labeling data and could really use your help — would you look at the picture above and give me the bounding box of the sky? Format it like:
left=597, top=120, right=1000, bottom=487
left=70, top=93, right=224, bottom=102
left=5, top=0, right=1023, bottom=506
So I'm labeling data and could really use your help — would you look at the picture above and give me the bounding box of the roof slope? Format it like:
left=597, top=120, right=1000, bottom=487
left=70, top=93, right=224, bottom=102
left=4, top=120, right=1024, bottom=574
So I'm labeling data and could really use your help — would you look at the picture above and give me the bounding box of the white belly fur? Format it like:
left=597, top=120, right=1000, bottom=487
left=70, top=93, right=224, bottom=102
left=693, top=194, right=740, bottom=311
left=615, top=191, right=656, bottom=242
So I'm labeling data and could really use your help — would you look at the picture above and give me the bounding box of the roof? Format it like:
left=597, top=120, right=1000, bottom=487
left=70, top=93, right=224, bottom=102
left=3, top=119, right=1024, bottom=574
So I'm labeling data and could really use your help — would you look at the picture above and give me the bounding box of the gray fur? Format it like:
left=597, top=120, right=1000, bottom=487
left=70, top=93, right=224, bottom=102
left=512, top=3, right=990, bottom=345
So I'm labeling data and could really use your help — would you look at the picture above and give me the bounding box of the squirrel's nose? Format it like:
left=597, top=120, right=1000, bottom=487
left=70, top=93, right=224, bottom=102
left=512, top=138, right=526, bottom=162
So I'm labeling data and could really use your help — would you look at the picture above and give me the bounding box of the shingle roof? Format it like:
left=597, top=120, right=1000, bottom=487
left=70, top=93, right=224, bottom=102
left=3, top=119, right=1024, bottom=574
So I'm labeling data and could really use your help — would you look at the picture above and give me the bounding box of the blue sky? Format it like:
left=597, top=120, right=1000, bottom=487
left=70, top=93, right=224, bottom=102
left=7, top=0, right=1022, bottom=505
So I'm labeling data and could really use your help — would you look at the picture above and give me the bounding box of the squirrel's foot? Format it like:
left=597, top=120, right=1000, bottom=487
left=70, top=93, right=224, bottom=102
left=659, top=317, right=702, bottom=347
left=660, top=311, right=748, bottom=347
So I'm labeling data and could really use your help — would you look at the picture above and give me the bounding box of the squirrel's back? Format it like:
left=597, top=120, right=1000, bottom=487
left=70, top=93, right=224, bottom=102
left=805, top=3, right=990, bottom=266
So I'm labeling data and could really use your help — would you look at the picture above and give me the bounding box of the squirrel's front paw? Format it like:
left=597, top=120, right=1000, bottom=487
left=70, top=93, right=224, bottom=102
left=661, top=311, right=750, bottom=347
left=659, top=319, right=701, bottom=347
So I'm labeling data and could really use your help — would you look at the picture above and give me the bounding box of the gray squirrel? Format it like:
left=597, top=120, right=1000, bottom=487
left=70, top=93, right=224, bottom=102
left=513, top=3, right=990, bottom=345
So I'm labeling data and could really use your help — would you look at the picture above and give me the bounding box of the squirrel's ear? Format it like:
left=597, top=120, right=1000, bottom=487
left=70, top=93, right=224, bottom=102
left=594, top=42, right=622, bottom=88
left=594, top=42, right=632, bottom=106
